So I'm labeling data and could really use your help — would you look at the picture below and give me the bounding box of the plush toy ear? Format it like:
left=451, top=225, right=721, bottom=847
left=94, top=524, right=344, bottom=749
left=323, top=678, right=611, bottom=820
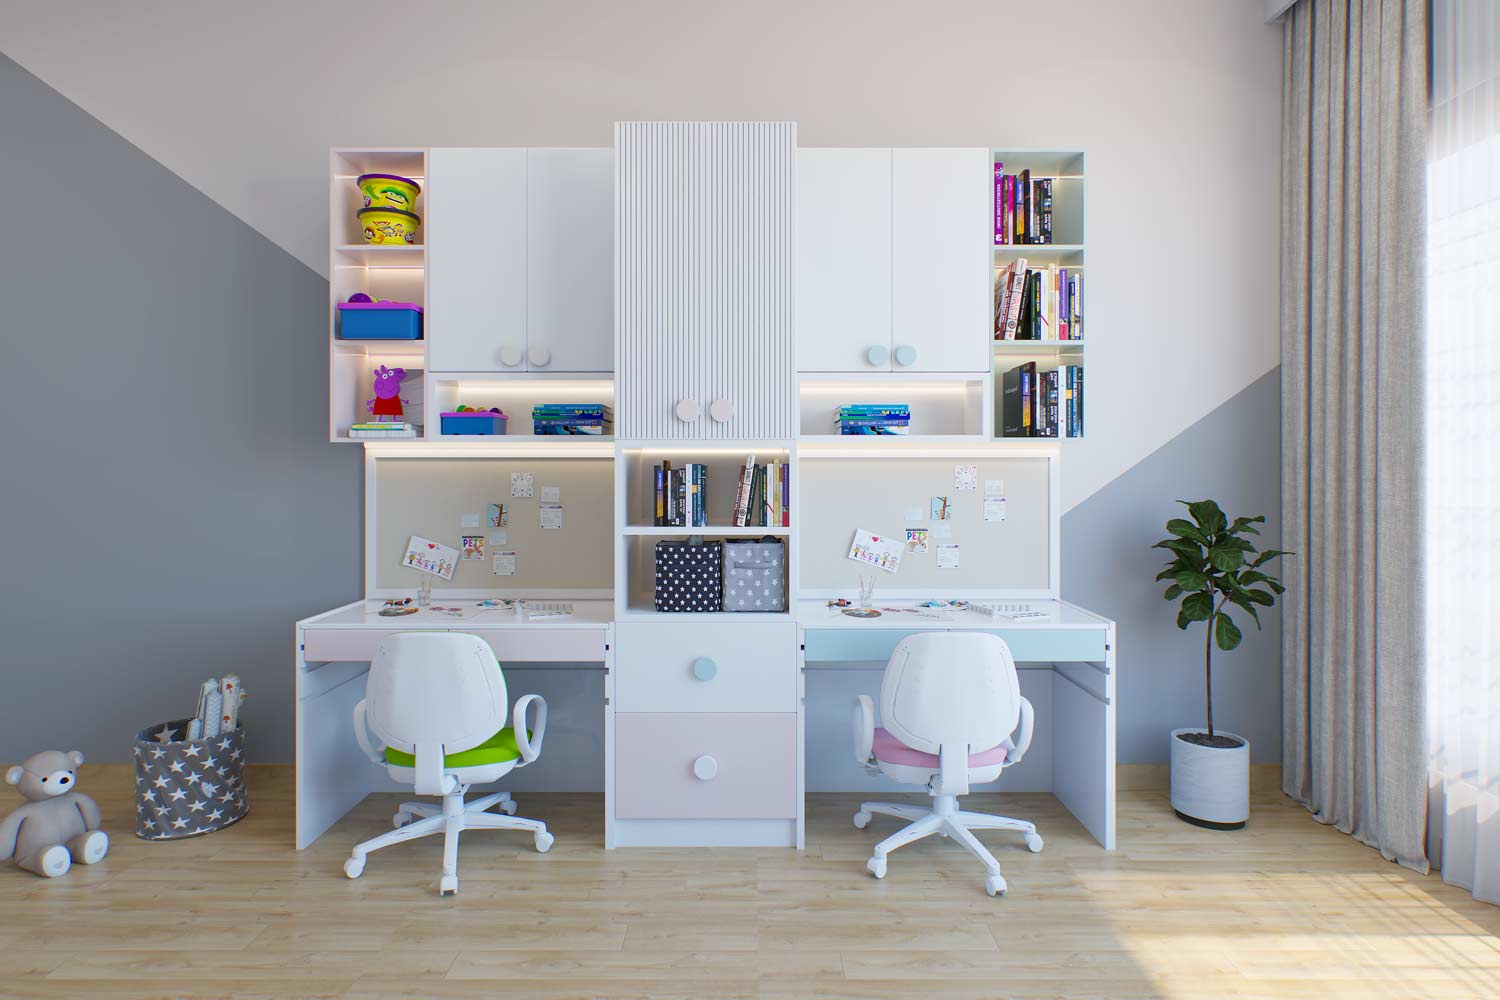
left=68, top=751, right=85, bottom=767
left=4, top=766, right=20, bottom=786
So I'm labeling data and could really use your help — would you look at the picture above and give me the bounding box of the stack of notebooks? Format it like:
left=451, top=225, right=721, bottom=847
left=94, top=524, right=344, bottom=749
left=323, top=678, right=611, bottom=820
left=733, top=456, right=790, bottom=527
left=532, top=403, right=613, bottom=435
left=836, top=404, right=910, bottom=435
left=348, top=421, right=419, bottom=439
left=994, top=257, right=1082, bottom=341
left=1001, top=362, right=1084, bottom=438
left=993, top=165, right=1054, bottom=245
left=653, top=460, right=708, bottom=528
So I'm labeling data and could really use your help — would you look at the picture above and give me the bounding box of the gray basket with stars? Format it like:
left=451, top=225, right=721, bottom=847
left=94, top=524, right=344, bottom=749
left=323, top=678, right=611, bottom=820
left=723, top=537, right=787, bottom=612
left=132, top=718, right=249, bottom=840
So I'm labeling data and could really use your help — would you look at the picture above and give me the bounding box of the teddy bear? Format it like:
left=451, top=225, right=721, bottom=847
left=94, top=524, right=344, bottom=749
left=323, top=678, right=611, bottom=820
left=1, top=750, right=109, bottom=877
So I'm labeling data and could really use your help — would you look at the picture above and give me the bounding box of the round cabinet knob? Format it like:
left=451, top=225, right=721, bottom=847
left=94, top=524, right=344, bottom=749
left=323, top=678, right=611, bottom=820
left=709, top=399, right=734, bottom=423
left=866, top=344, right=889, bottom=367
left=691, top=656, right=717, bottom=681
left=893, top=344, right=917, bottom=367
left=499, top=345, right=523, bottom=367
left=675, top=398, right=702, bottom=423
left=692, top=755, right=719, bottom=781
left=527, top=346, right=551, bottom=368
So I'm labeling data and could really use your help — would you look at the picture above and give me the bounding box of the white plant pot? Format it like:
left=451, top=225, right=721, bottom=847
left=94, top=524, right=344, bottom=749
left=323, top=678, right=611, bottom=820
left=1169, top=727, right=1249, bottom=829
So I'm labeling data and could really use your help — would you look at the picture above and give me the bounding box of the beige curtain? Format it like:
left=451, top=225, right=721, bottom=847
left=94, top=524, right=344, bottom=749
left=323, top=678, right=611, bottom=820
left=1280, top=0, right=1430, bottom=872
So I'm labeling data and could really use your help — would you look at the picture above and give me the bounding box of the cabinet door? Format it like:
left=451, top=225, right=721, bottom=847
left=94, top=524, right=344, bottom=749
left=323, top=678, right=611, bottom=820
left=617, top=122, right=796, bottom=439
left=797, top=149, right=894, bottom=373
left=526, top=148, right=612, bottom=373
left=426, top=148, right=527, bottom=373
left=891, top=148, right=991, bottom=373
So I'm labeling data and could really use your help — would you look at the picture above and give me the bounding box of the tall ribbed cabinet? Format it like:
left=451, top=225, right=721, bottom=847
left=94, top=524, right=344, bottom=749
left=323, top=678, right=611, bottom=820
left=614, top=122, right=797, bottom=440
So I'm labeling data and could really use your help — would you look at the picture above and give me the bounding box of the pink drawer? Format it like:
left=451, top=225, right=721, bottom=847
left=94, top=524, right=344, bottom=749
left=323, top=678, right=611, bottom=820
left=614, top=713, right=798, bottom=820
left=301, top=629, right=430, bottom=662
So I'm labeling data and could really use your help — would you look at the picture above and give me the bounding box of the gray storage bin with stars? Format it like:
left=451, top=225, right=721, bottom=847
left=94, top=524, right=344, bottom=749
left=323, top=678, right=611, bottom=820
left=132, top=719, right=248, bottom=840
left=723, top=538, right=787, bottom=612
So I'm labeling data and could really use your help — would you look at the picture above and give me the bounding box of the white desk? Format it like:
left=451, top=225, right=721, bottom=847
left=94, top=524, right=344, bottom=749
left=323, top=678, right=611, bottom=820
left=295, top=598, right=1114, bottom=850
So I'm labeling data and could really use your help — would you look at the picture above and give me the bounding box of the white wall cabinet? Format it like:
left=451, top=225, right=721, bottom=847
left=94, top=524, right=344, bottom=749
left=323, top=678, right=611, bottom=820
left=616, top=122, right=796, bottom=439
left=428, top=147, right=612, bottom=374
left=797, top=147, right=990, bottom=374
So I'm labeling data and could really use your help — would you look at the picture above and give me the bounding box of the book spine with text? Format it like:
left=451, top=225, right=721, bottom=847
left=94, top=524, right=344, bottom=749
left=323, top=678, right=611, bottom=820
left=993, top=162, right=1005, bottom=245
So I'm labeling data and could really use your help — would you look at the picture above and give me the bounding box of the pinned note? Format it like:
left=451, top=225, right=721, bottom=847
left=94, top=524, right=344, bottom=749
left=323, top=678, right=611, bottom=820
left=487, top=529, right=508, bottom=545
left=487, top=503, right=508, bottom=528
left=936, top=544, right=960, bottom=569
left=541, top=485, right=561, bottom=503
left=905, top=529, right=929, bottom=554
left=984, top=498, right=1008, bottom=523
left=511, top=473, right=534, bottom=498
left=461, top=535, right=485, bottom=559
left=955, top=465, right=978, bottom=492
left=985, top=479, right=1005, bottom=497
left=540, top=505, right=564, bottom=529
left=460, top=512, right=481, bottom=529
left=492, top=551, right=517, bottom=576
left=930, top=496, right=953, bottom=520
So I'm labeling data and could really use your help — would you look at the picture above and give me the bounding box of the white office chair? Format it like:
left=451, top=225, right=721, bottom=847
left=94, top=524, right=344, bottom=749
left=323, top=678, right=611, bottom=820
left=344, top=631, right=554, bottom=895
left=851, top=631, right=1040, bottom=896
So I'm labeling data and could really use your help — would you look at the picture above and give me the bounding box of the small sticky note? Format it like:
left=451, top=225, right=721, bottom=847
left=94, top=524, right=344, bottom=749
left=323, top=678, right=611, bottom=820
left=460, top=512, right=481, bottom=529
left=487, top=529, right=508, bottom=545
left=955, top=465, right=978, bottom=492
left=930, top=496, right=953, bottom=520
left=540, top=504, right=563, bottom=529
left=984, top=498, right=1007, bottom=523
left=905, top=528, right=929, bottom=554
left=492, top=551, right=517, bottom=576
left=511, top=473, right=534, bottom=498
left=985, top=479, right=1005, bottom=497
left=903, top=506, right=925, bottom=522
left=933, top=523, right=953, bottom=539
left=936, top=544, right=960, bottom=569
left=540, top=485, right=561, bottom=503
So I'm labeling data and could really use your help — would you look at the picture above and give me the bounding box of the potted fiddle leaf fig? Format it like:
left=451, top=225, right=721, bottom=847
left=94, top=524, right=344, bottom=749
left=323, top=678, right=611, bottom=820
left=1153, top=500, right=1287, bottom=830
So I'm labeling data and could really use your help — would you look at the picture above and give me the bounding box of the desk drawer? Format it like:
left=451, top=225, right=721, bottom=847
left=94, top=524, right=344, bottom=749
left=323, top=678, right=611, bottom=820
left=615, top=621, right=798, bottom=712
left=801, top=627, right=1108, bottom=664
left=614, top=712, right=797, bottom=819
left=302, top=628, right=437, bottom=663
left=467, top=629, right=605, bottom=663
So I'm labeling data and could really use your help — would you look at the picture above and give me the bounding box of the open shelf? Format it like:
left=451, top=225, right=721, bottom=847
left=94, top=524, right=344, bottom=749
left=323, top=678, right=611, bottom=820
left=992, top=340, right=1086, bottom=355
left=334, top=244, right=425, bottom=267
left=427, top=375, right=614, bottom=441
left=799, top=374, right=988, bottom=438
left=331, top=148, right=425, bottom=248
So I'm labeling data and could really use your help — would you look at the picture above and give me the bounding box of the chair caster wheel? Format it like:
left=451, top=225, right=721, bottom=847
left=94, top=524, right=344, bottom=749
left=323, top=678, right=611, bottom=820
left=985, top=873, right=1007, bottom=897
left=440, top=875, right=458, bottom=896
left=1025, top=832, right=1044, bottom=853
left=534, top=831, right=554, bottom=853
left=393, top=811, right=413, bottom=829
left=866, top=856, right=886, bottom=879
left=501, top=799, right=518, bottom=815
left=853, top=811, right=871, bottom=830
left=344, top=856, right=365, bottom=879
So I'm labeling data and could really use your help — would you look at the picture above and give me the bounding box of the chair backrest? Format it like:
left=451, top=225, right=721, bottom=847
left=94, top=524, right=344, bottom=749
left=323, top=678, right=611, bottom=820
left=366, top=632, right=507, bottom=756
left=880, top=632, right=1020, bottom=755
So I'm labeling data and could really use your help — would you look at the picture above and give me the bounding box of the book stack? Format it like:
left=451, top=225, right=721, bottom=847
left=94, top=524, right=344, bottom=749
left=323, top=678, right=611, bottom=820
left=732, top=456, right=790, bottom=528
left=835, top=404, right=910, bottom=435
left=993, top=257, right=1082, bottom=341
left=653, top=460, right=709, bottom=528
left=1000, top=362, right=1084, bottom=438
left=532, top=403, right=613, bottom=435
left=348, top=421, right=418, bottom=439
left=993, top=165, right=1054, bottom=245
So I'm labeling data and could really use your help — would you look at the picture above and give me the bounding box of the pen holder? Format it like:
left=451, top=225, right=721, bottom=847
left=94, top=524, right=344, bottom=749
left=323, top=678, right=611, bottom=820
left=132, top=719, right=249, bottom=840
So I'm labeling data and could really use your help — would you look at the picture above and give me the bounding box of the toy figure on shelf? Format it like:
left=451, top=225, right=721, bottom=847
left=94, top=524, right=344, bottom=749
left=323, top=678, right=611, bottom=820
left=366, top=365, right=411, bottom=421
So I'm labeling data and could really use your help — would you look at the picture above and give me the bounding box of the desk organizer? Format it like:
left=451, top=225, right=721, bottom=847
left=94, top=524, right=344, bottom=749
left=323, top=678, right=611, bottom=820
left=440, top=410, right=508, bottom=435
left=654, top=539, right=724, bottom=612
left=132, top=719, right=248, bottom=840
left=337, top=300, right=424, bottom=340
left=723, top=537, right=787, bottom=612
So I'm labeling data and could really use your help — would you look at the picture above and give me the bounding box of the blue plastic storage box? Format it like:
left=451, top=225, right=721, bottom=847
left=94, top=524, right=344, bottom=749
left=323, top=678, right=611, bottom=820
left=440, top=411, right=508, bottom=435
left=337, top=301, right=423, bottom=340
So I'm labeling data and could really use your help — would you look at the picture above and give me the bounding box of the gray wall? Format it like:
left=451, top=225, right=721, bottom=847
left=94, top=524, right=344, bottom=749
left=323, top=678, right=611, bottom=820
left=1063, top=369, right=1283, bottom=763
left=0, top=54, right=361, bottom=763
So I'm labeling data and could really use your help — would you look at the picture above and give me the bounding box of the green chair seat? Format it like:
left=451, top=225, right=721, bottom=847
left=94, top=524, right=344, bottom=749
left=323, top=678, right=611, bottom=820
left=384, top=727, right=530, bottom=769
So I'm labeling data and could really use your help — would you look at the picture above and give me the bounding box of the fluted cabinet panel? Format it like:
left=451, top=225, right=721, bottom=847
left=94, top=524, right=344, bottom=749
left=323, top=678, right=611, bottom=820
left=615, top=122, right=796, bottom=440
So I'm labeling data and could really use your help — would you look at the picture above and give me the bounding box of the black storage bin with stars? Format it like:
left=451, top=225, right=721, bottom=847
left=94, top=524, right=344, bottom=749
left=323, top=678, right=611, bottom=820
left=132, top=719, right=249, bottom=840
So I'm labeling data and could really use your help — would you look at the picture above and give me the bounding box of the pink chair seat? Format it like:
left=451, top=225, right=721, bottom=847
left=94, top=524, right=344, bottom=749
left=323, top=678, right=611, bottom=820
left=872, top=727, right=1008, bottom=769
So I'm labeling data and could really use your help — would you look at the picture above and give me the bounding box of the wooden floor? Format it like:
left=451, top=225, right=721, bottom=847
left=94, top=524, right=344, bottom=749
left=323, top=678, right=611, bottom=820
left=2, top=767, right=1498, bottom=1000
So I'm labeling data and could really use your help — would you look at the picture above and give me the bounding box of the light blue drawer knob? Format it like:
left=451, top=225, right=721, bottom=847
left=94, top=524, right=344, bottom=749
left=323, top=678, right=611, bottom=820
left=866, top=344, right=889, bottom=367
left=893, top=344, right=917, bottom=367
left=692, top=656, right=718, bottom=681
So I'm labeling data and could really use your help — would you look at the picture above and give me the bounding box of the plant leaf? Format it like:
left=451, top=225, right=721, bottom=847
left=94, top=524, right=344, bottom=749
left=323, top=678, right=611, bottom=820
left=1175, top=609, right=1192, bottom=630
left=1215, top=612, right=1243, bottom=651
left=1251, top=548, right=1290, bottom=568
left=1208, top=545, right=1245, bottom=572
left=1228, top=515, right=1266, bottom=536
left=1163, top=584, right=1182, bottom=601
left=1173, top=569, right=1209, bottom=592
left=1156, top=538, right=1206, bottom=560
left=1225, top=592, right=1262, bottom=627
left=1166, top=518, right=1210, bottom=545
left=1184, top=499, right=1227, bottom=535
left=1244, top=588, right=1276, bottom=606
left=1181, top=592, right=1214, bottom=622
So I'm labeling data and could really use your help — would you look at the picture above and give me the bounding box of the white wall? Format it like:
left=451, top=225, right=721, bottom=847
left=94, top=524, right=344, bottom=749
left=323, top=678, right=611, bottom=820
left=0, top=0, right=1283, bottom=513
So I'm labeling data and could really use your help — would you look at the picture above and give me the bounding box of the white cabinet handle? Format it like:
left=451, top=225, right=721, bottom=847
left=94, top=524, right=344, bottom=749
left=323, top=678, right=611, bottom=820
left=675, top=399, right=702, bottom=423
left=709, top=399, right=733, bottom=423
left=499, top=345, right=524, bottom=367
left=866, top=345, right=889, bottom=367
left=692, top=755, right=718, bottom=781
left=893, top=344, right=917, bottom=367
left=528, top=346, right=551, bottom=368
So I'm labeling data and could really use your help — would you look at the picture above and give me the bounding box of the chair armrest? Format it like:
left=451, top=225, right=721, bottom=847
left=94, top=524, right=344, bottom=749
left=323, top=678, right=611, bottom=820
left=1005, top=696, right=1035, bottom=766
left=852, top=695, right=875, bottom=765
left=351, top=700, right=386, bottom=766
left=514, top=694, right=547, bottom=765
